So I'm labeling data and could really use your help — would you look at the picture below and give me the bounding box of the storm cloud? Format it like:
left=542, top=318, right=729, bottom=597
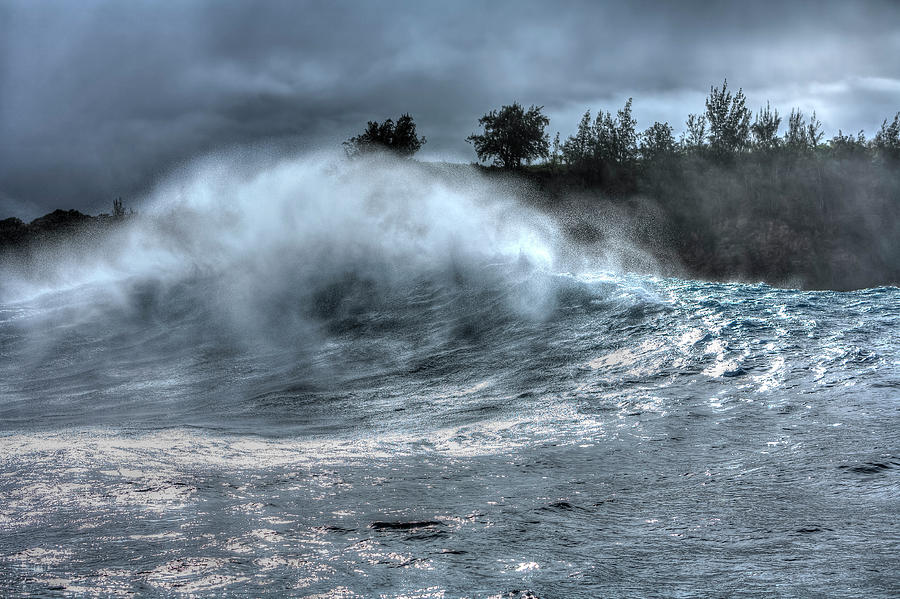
left=2, top=0, right=899, bottom=217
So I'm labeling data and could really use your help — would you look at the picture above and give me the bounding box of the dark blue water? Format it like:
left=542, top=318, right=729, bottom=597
left=1, top=157, right=897, bottom=597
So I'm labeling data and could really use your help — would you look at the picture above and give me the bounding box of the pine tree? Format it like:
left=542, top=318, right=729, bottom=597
left=705, top=79, right=751, bottom=159
left=751, top=102, right=781, bottom=152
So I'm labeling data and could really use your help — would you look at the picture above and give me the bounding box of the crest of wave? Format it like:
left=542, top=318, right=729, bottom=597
left=2, top=151, right=577, bottom=341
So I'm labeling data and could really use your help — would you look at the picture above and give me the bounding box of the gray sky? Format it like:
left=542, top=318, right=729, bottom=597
left=2, top=0, right=899, bottom=218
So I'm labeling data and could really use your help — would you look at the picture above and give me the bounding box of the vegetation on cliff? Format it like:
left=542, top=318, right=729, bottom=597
left=3, top=81, right=898, bottom=291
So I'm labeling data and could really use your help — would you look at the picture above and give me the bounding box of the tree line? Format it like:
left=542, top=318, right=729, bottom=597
left=345, top=81, right=899, bottom=290
left=345, top=79, right=900, bottom=174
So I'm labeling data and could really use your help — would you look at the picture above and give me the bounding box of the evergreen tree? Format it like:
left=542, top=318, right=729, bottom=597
left=751, top=102, right=781, bottom=152
left=874, top=112, right=900, bottom=163
left=807, top=112, right=824, bottom=148
left=829, top=130, right=868, bottom=159
left=562, top=111, right=593, bottom=167
left=550, top=132, right=563, bottom=167
left=612, top=98, right=638, bottom=165
left=704, top=79, right=751, bottom=159
left=590, top=98, right=638, bottom=166
left=682, top=113, right=708, bottom=153
left=784, top=108, right=807, bottom=150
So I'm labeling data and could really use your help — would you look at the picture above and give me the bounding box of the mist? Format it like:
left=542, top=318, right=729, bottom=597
left=2, top=150, right=567, bottom=296
left=2, top=152, right=633, bottom=394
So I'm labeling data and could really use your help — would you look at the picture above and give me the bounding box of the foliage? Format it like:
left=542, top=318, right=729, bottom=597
left=682, top=113, right=707, bottom=153
left=640, top=121, right=677, bottom=161
left=467, top=103, right=549, bottom=168
left=874, top=112, right=900, bottom=163
left=704, top=79, right=751, bottom=159
left=807, top=112, right=825, bottom=148
left=594, top=98, right=638, bottom=166
left=829, top=130, right=868, bottom=159
left=549, top=132, right=563, bottom=168
left=562, top=111, right=594, bottom=166
left=784, top=109, right=823, bottom=153
left=750, top=103, right=781, bottom=152
left=344, top=113, right=425, bottom=157
left=496, top=83, right=900, bottom=289
left=561, top=99, right=639, bottom=170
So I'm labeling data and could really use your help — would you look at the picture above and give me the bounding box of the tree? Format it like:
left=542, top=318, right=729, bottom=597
left=830, top=130, right=868, bottom=159
left=343, top=113, right=425, bottom=157
left=704, top=79, right=751, bottom=159
left=549, top=132, right=563, bottom=168
left=562, top=99, right=639, bottom=171
left=874, top=112, right=900, bottom=163
left=807, top=112, right=824, bottom=148
left=562, top=110, right=593, bottom=166
left=467, top=103, right=549, bottom=168
left=112, top=197, right=126, bottom=219
left=681, top=113, right=707, bottom=153
left=614, top=98, right=639, bottom=164
left=784, top=108, right=823, bottom=153
left=750, top=102, right=781, bottom=152
left=593, top=98, right=638, bottom=166
left=640, top=121, right=676, bottom=160
left=784, top=108, right=807, bottom=151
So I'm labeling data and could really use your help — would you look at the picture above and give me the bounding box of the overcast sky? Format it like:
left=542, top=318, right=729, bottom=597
left=2, top=0, right=899, bottom=218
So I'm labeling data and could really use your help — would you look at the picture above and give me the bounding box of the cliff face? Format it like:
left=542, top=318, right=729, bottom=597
left=489, top=157, right=900, bottom=291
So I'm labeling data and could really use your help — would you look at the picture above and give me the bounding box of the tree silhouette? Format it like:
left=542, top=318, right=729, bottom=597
left=593, top=98, right=638, bottom=166
left=705, top=79, right=751, bottom=159
left=783, top=109, right=824, bottom=154
left=829, top=130, right=868, bottom=159
left=562, top=111, right=593, bottom=166
left=467, top=103, right=549, bottom=168
left=549, top=132, right=563, bottom=168
left=874, top=112, right=900, bottom=163
left=640, top=121, right=676, bottom=160
left=751, top=102, right=781, bottom=152
left=682, top=113, right=708, bottom=153
left=562, top=99, right=639, bottom=170
left=343, top=113, right=425, bottom=157
left=112, top=197, right=126, bottom=219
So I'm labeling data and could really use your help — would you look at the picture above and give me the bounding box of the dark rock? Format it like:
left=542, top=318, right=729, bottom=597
left=370, top=520, right=442, bottom=530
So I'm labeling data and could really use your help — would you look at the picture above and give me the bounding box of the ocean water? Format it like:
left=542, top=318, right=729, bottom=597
left=0, top=156, right=897, bottom=597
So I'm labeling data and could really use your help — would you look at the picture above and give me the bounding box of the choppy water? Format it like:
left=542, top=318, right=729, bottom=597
left=1, top=156, right=898, bottom=597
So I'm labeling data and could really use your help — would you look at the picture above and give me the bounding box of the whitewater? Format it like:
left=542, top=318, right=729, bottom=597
left=0, top=154, right=897, bottom=597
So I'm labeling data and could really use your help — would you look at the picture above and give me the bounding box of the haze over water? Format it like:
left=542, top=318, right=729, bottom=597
left=1, top=155, right=897, bottom=597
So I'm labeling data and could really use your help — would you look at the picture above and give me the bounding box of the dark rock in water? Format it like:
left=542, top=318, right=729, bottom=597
left=843, top=461, right=896, bottom=474
left=322, top=525, right=355, bottom=534
left=370, top=520, right=442, bottom=530
left=544, top=500, right=576, bottom=511
left=722, top=367, right=748, bottom=377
